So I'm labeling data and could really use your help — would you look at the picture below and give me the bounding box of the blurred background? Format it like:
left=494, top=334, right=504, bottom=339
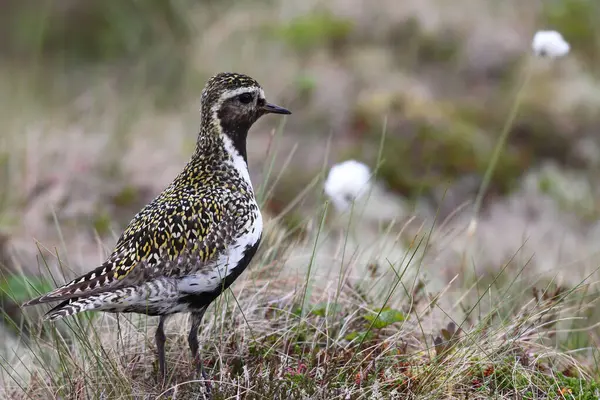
left=2, top=0, right=600, bottom=369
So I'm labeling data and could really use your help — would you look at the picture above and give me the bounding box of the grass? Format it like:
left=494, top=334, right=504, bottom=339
left=2, top=126, right=600, bottom=398
left=2, top=219, right=600, bottom=399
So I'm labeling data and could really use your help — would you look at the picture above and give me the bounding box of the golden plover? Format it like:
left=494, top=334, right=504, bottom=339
left=23, top=72, right=291, bottom=382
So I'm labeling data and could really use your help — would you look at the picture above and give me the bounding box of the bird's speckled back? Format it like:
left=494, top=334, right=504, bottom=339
left=25, top=72, right=267, bottom=303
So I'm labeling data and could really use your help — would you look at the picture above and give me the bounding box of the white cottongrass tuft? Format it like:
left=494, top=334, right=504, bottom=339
left=324, top=160, right=371, bottom=211
left=532, top=30, right=570, bottom=58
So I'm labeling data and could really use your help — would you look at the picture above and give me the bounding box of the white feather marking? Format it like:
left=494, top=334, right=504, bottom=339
left=222, top=135, right=252, bottom=183
left=177, top=136, right=263, bottom=295
left=210, top=86, right=262, bottom=117
left=218, top=86, right=261, bottom=102
left=177, top=208, right=262, bottom=294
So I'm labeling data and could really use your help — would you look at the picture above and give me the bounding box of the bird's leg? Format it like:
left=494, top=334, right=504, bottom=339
left=189, top=308, right=209, bottom=385
left=155, top=315, right=167, bottom=383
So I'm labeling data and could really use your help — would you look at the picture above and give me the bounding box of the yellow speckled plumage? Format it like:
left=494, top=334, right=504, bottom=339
left=23, top=72, right=291, bottom=382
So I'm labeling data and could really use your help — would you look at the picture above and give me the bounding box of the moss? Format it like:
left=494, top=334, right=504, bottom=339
left=550, top=373, right=600, bottom=399
left=455, top=98, right=569, bottom=163
left=274, top=12, right=353, bottom=54
left=411, top=30, right=461, bottom=65
left=92, top=209, right=112, bottom=237
left=262, top=169, right=319, bottom=237
left=111, top=185, right=140, bottom=208
left=367, top=119, right=522, bottom=199
left=508, top=113, right=574, bottom=167
left=351, top=90, right=528, bottom=200
left=385, top=17, right=461, bottom=66
left=5, top=0, right=190, bottom=62
left=294, top=74, right=317, bottom=104
left=461, top=356, right=600, bottom=398
left=0, top=153, right=18, bottom=229
left=492, top=367, right=600, bottom=399
left=279, top=211, right=308, bottom=240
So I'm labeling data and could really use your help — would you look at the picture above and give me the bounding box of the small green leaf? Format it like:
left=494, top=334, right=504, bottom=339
left=93, top=210, right=112, bottom=236
left=291, top=306, right=303, bottom=317
left=274, top=13, right=353, bottom=52
left=295, top=75, right=317, bottom=94
left=441, top=328, right=452, bottom=341
left=364, top=308, right=405, bottom=329
left=345, top=331, right=373, bottom=342
left=112, top=185, right=139, bottom=207
left=311, top=302, right=342, bottom=317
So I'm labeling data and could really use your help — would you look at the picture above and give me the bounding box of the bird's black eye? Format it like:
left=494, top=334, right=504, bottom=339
left=238, top=93, right=253, bottom=104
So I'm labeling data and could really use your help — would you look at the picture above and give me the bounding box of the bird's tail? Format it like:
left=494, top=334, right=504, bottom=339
left=45, top=298, right=91, bottom=321
left=44, top=286, right=139, bottom=321
left=44, top=280, right=176, bottom=321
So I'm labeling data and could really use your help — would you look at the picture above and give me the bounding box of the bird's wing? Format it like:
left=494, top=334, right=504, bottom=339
left=22, top=194, right=239, bottom=306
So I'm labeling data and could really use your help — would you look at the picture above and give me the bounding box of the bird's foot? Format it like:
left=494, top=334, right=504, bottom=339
left=155, top=361, right=167, bottom=386
left=203, top=369, right=213, bottom=393
left=194, top=356, right=212, bottom=393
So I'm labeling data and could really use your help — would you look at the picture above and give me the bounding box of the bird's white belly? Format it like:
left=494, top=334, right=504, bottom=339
left=177, top=135, right=262, bottom=295
left=177, top=207, right=262, bottom=294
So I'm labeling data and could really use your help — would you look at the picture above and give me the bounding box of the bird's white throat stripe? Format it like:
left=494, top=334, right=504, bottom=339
left=222, top=135, right=253, bottom=188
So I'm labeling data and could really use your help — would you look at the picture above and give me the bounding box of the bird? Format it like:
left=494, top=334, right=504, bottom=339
left=22, top=72, right=291, bottom=383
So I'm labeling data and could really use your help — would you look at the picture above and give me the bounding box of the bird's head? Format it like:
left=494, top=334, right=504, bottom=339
left=199, top=73, right=290, bottom=154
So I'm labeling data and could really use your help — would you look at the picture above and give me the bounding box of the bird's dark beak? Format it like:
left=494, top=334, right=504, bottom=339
left=262, top=102, right=291, bottom=115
